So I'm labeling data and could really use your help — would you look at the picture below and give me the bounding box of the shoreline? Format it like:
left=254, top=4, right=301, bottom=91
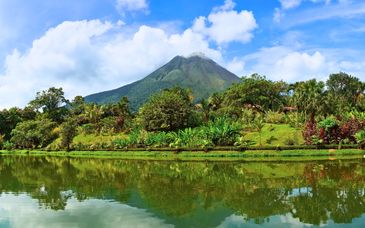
left=1, top=149, right=365, bottom=162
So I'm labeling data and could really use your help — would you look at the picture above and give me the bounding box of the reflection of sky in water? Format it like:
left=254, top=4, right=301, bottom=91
left=218, top=214, right=365, bottom=228
left=0, top=193, right=173, bottom=228
left=1, top=193, right=365, bottom=228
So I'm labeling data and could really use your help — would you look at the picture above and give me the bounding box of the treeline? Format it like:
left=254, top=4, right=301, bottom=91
left=1, top=72, right=365, bottom=151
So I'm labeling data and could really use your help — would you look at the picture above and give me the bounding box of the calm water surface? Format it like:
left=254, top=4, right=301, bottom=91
left=0, top=156, right=365, bottom=227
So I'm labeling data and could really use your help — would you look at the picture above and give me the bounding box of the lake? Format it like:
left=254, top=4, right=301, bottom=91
left=0, top=156, right=365, bottom=227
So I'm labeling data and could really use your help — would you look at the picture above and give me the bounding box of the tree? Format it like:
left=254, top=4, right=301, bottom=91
left=69, top=96, right=86, bottom=116
left=102, top=97, right=131, bottom=132
left=0, top=107, right=36, bottom=140
left=326, top=72, right=365, bottom=113
left=253, top=116, right=265, bottom=146
left=29, top=87, right=69, bottom=122
left=222, top=74, right=288, bottom=116
left=291, top=79, right=326, bottom=121
left=11, top=119, right=57, bottom=148
left=196, top=98, right=211, bottom=123
left=60, top=118, right=78, bottom=151
left=138, top=87, right=194, bottom=131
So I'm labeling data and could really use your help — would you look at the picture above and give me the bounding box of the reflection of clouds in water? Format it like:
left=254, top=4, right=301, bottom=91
left=217, top=213, right=315, bottom=228
left=0, top=193, right=173, bottom=228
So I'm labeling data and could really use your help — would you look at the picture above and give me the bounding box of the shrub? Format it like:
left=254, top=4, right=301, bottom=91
left=303, top=119, right=317, bottom=145
left=355, top=130, right=365, bottom=149
left=241, top=109, right=256, bottom=126
left=100, top=117, right=117, bottom=134
left=284, top=136, right=295, bottom=146
left=113, top=139, right=129, bottom=149
left=318, top=117, right=340, bottom=144
left=169, top=128, right=206, bottom=148
left=266, top=136, right=278, bottom=144
left=204, top=117, right=241, bottom=146
left=343, top=111, right=365, bottom=122
left=265, top=111, right=285, bottom=124
left=3, top=141, right=14, bottom=150
left=0, top=134, right=3, bottom=149
left=59, top=118, right=78, bottom=151
left=11, top=119, right=58, bottom=148
left=339, top=118, right=365, bottom=143
left=145, top=131, right=175, bottom=148
left=138, top=87, right=194, bottom=131
left=80, top=123, right=97, bottom=135
left=284, top=112, right=305, bottom=128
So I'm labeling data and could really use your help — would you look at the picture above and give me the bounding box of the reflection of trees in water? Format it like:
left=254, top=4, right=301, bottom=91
left=0, top=156, right=365, bottom=224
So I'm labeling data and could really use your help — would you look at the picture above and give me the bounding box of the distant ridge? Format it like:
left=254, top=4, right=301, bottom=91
left=85, top=54, right=240, bottom=111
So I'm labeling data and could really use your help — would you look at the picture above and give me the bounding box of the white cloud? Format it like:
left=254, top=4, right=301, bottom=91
left=274, top=51, right=326, bottom=80
left=0, top=19, right=224, bottom=108
left=0, top=1, right=259, bottom=108
left=276, top=0, right=365, bottom=26
left=213, top=0, right=236, bottom=12
left=116, top=0, right=148, bottom=14
left=278, top=0, right=332, bottom=10
left=234, top=46, right=327, bottom=81
left=279, top=0, right=302, bottom=9
left=273, top=8, right=284, bottom=23
left=232, top=45, right=365, bottom=82
left=226, top=57, right=245, bottom=76
left=0, top=193, right=173, bottom=228
left=192, top=1, right=257, bottom=44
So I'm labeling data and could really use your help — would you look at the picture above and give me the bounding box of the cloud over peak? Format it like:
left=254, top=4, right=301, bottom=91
left=192, top=0, right=257, bottom=44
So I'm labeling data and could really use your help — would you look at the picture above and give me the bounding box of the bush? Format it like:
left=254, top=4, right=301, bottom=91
left=284, top=112, right=305, bottom=128
left=145, top=131, right=175, bottom=148
left=3, top=141, right=14, bottom=150
left=241, top=109, right=256, bottom=126
left=284, top=136, right=296, bottom=146
left=265, top=111, right=285, bottom=124
left=113, top=138, right=129, bottom=149
left=80, top=123, right=97, bottom=135
left=11, top=119, right=58, bottom=148
left=0, top=134, right=3, bottom=149
left=355, top=130, right=365, bottom=149
left=303, top=119, right=317, bottom=145
left=100, top=117, right=117, bottom=134
left=266, top=136, right=278, bottom=144
left=318, top=117, right=340, bottom=144
left=339, top=118, right=365, bottom=143
left=138, top=87, right=194, bottom=131
left=343, top=111, right=365, bottom=122
left=204, top=117, right=241, bottom=146
left=59, top=118, right=78, bottom=151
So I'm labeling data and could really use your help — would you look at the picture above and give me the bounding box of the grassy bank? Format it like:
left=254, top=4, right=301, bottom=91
left=1, top=149, right=364, bottom=162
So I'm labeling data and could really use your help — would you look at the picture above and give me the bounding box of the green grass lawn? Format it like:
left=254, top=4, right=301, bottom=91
left=1, top=149, right=364, bottom=162
left=243, top=123, right=304, bottom=146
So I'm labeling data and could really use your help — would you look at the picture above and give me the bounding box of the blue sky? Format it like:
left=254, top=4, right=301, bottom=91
left=1, top=0, right=365, bottom=108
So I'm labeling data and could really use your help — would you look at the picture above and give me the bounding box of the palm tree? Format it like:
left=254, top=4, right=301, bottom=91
left=196, top=98, right=211, bottom=123
left=291, top=79, right=325, bottom=122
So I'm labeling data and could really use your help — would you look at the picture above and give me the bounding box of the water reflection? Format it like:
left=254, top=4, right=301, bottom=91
left=0, top=156, right=364, bottom=227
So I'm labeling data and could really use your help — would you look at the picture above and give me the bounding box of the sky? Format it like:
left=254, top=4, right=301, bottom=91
left=0, top=0, right=365, bottom=108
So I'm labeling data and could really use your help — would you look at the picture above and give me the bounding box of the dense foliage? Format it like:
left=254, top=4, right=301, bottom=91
left=138, top=87, right=194, bottom=131
left=1, top=71, right=365, bottom=150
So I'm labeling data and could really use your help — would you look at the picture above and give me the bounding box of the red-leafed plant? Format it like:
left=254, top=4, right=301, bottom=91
left=303, top=119, right=317, bottom=145
left=340, top=118, right=365, bottom=143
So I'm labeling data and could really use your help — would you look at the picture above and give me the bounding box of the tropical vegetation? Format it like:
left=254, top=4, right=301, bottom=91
left=1, top=72, right=365, bottom=152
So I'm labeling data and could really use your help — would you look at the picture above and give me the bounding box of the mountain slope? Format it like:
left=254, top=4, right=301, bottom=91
left=85, top=55, right=240, bottom=111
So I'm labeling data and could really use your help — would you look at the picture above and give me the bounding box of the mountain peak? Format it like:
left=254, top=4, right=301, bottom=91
left=186, top=52, right=210, bottom=59
left=85, top=54, right=240, bottom=111
left=172, top=52, right=212, bottom=61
